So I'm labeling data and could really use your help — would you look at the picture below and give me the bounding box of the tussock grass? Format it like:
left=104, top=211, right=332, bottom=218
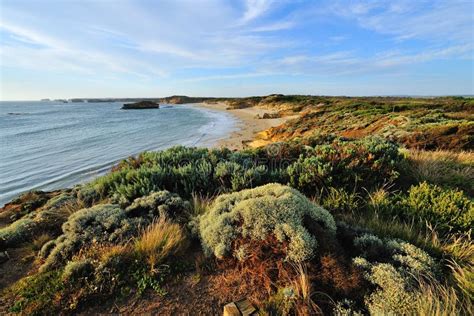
left=291, top=263, right=321, bottom=314
left=406, top=149, right=474, bottom=195
left=415, top=276, right=472, bottom=316
left=191, top=192, right=213, bottom=217
left=134, top=218, right=188, bottom=271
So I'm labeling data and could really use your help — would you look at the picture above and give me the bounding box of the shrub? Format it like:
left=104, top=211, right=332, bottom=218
left=62, top=259, right=94, bottom=281
left=0, top=193, right=77, bottom=249
left=83, top=138, right=402, bottom=205
left=353, top=235, right=439, bottom=315
left=401, top=182, right=473, bottom=233
left=322, top=187, right=360, bottom=214
left=288, top=137, right=402, bottom=196
left=0, top=217, right=35, bottom=248
left=134, top=218, right=188, bottom=271
left=39, top=190, right=189, bottom=272
left=39, top=204, right=141, bottom=271
left=356, top=260, right=420, bottom=315
left=198, top=183, right=336, bottom=262
left=125, top=190, right=190, bottom=222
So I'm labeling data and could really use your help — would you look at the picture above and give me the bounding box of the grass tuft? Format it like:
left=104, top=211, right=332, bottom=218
left=134, top=218, right=188, bottom=271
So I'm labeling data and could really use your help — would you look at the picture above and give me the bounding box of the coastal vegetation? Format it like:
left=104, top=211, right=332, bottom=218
left=0, top=95, right=473, bottom=315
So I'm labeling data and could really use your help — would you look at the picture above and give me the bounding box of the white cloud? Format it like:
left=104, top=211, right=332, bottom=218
left=240, top=0, right=273, bottom=23
left=332, top=0, right=473, bottom=44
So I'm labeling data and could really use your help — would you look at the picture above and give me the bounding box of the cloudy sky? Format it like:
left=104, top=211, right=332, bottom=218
left=0, top=0, right=473, bottom=100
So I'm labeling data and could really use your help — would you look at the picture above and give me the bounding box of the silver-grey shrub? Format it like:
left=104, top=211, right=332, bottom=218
left=40, top=190, right=189, bottom=272
left=353, top=234, right=438, bottom=315
left=198, top=183, right=336, bottom=262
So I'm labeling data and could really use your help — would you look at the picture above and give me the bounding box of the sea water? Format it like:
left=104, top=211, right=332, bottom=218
left=0, top=101, right=237, bottom=205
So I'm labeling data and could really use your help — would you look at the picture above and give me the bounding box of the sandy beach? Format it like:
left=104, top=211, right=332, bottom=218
left=195, top=102, right=295, bottom=150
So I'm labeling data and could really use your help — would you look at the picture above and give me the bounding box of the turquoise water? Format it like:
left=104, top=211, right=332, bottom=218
left=0, top=101, right=237, bottom=206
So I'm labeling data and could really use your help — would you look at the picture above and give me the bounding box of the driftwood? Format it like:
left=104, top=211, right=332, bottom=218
left=223, top=298, right=257, bottom=316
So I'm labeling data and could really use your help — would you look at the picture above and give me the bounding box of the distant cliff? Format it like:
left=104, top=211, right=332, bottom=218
left=68, top=95, right=219, bottom=104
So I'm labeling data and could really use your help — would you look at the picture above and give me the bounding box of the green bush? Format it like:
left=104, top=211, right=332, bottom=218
left=0, top=217, right=35, bottom=248
left=354, top=259, right=421, bottom=315
left=353, top=234, right=439, bottom=315
left=0, top=193, right=76, bottom=249
left=124, top=190, right=190, bottom=222
left=62, top=259, right=94, bottom=281
left=288, top=137, right=402, bottom=196
left=40, top=190, right=188, bottom=271
left=198, top=183, right=336, bottom=262
left=401, top=182, right=473, bottom=233
left=83, top=138, right=403, bottom=205
left=322, top=187, right=360, bottom=214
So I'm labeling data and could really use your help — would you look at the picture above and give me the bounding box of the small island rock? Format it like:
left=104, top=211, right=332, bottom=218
left=122, top=101, right=160, bottom=110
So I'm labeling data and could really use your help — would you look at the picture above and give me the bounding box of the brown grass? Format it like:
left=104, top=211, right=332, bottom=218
left=32, top=233, right=52, bottom=251
left=134, top=218, right=188, bottom=271
left=406, top=149, right=474, bottom=195
left=317, top=254, right=364, bottom=298
left=215, top=236, right=294, bottom=303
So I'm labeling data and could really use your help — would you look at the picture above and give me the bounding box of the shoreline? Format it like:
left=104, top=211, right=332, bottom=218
left=193, top=102, right=294, bottom=150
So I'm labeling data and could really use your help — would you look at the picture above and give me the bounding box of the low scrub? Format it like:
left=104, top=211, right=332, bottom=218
left=401, top=182, right=473, bottom=234
left=197, top=183, right=336, bottom=262
left=39, top=190, right=189, bottom=271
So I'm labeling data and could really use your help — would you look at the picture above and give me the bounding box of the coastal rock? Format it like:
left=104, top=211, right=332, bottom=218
left=122, top=101, right=160, bottom=110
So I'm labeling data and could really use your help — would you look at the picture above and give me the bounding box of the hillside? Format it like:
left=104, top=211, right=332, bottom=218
left=0, top=95, right=473, bottom=315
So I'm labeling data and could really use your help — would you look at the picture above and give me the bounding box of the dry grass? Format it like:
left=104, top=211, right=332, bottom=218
left=291, top=263, right=322, bottom=315
left=415, top=276, right=472, bottom=316
left=61, top=199, right=87, bottom=215
left=32, top=233, right=52, bottom=251
left=134, top=218, right=188, bottom=271
left=406, top=149, right=474, bottom=195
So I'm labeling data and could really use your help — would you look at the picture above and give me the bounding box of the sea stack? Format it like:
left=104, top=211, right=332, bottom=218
left=122, top=100, right=160, bottom=109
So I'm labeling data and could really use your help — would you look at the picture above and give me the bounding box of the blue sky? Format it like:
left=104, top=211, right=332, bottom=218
left=0, top=0, right=473, bottom=100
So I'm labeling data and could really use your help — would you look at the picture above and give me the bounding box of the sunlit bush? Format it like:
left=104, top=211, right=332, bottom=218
left=198, top=183, right=336, bottom=262
left=288, top=137, right=402, bottom=195
left=401, top=182, right=473, bottom=233
left=353, top=234, right=439, bottom=315
left=40, top=190, right=189, bottom=271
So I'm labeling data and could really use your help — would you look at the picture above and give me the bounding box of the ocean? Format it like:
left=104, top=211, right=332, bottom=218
left=0, top=101, right=237, bottom=206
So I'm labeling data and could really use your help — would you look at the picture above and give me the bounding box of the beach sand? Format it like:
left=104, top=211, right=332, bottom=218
left=195, top=102, right=295, bottom=150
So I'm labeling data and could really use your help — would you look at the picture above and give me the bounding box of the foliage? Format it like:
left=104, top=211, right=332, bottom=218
left=353, top=234, right=439, bottom=315
left=125, top=190, right=190, bottom=222
left=0, top=193, right=76, bottom=249
left=0, top=217, right=35, bottom=248
left=288, top=137, right=402, bottom=196
left=198, top=183, right=336, bottom=262
left=62, top=259, right=94, bottom=281
left=81, top=137, right=402, bottom=205
left=401, top=182, right=473, bottom=234
left=9, top=270, right=64, bottom=314
left=322, top=187, right=360, bottom=214
left=39, top=190, right=188, bottom=272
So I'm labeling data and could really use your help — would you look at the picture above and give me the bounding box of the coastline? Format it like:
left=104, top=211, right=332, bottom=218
left=193, top=102, right=295, bottom=150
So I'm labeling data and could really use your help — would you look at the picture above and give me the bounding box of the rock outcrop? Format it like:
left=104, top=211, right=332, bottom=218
left=122, top=101, right=160, bottom=110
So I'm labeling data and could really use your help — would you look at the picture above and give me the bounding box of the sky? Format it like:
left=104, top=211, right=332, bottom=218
left=0, top=0, right=473, bottom=100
